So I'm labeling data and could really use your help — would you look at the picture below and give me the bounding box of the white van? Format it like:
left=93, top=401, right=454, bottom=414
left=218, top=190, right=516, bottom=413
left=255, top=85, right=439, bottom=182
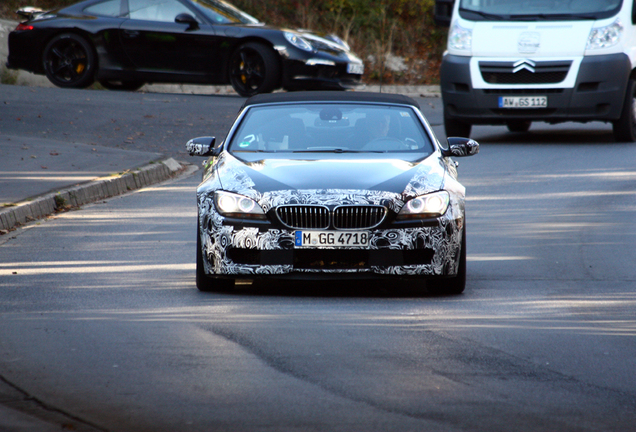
left=435, top=0, right=636, bottom=141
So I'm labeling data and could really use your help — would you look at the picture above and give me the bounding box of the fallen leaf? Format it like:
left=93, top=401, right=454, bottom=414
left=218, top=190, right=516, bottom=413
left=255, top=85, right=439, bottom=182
left=50, top=152, right=59, bottom=156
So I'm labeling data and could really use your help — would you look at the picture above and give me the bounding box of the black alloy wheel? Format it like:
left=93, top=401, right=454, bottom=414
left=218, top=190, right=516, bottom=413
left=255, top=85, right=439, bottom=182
left=229, top=42, right=280, bottom=97
left=98, top=80, right=145, bottom=91
left=613, top=78, right=636, bottom=142
left=43, top=33, right=96, bottom=88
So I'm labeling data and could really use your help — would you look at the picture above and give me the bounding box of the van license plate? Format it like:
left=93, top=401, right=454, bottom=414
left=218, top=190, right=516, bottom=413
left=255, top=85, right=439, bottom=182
left=499, top=96, right=547, bottom=108
left=295, top=231, right=369, bottom=248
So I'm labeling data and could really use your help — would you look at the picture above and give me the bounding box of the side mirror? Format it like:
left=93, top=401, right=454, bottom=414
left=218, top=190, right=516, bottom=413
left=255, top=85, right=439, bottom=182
left=434, top=0, right=454, bottom=27
left=186, top=137, right=219, bottom=157
left=175, top=13, right=199, bottom=30
left=442, top=137, right=479, bottom=157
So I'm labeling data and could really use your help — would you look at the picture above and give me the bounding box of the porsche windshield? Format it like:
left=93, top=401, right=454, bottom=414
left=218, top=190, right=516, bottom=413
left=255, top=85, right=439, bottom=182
left=228, top=104, right=435, bottom=156
left=458, top=0, right=622, bottom=21
left=190, top=0, right=259, bottom=24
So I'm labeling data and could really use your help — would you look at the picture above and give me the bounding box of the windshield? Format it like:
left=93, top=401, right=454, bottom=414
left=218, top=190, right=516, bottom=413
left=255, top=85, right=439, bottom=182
left=190, top=0, right=259, bottom=24
left=458, top=0, right=622, bottom=21
left=227, top=104, right=435, bottom=156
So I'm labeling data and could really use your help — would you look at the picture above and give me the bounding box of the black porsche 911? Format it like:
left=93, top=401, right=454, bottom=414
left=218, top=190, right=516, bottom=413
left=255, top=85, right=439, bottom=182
left=187, top=92, right=480, bottom=294
left=6, top=0, right=364, bottom=96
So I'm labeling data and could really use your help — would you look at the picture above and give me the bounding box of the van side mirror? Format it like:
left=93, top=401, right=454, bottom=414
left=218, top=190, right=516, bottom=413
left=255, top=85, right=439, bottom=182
left=186, top=137, right=219, bottom=157
left=442, top=137, right=480, bottom=157
left=434, top=0, right=454, bottom=27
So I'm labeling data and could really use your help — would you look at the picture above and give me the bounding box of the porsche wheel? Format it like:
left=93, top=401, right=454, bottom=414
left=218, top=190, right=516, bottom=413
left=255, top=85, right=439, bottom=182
left=43, top=33, right=96, bottom=88
left=196, top=221, right=234, bottom=292
left=229, top=42, right=280, bottom=97
left=98, top=80, right=145, bottom=91
left=613, top=78, right=636, bottom=142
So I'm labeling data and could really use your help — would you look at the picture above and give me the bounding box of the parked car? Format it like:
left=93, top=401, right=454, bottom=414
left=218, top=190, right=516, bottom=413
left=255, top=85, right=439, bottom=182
left=6, top=0, right=364, bottom=96
left=434, top=0, right=636, bottom=142
left=187, top=91, right=479, bottom=294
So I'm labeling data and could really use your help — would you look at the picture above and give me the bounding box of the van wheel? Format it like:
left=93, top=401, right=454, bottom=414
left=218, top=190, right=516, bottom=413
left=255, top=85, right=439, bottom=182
left=506, top=120, right=531, bottom=133
left=444, top=117, right=472, bottom=138
left=613, top=78, right=636, bottom=142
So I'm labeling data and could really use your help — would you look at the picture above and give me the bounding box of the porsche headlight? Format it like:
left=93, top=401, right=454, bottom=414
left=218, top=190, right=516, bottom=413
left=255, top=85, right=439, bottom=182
left=214, top=191, right=266, bottom=219
left=397, top=191, right=450, bottom=219
left=284, top=32, right=313, bottom=52
left=587, top=19, right=623, bottom=50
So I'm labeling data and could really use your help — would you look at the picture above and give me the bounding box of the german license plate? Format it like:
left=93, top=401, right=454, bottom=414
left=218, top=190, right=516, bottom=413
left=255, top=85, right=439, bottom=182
left=295, top=231, right=369, bottom=248
left=347, top=63, right=364, bottom=75
left=498, top=96, right=547, bottom=108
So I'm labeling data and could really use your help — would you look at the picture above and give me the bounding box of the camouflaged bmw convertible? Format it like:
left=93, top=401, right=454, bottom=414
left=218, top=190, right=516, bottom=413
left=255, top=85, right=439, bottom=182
left=187, top=92, right=479, bottom=294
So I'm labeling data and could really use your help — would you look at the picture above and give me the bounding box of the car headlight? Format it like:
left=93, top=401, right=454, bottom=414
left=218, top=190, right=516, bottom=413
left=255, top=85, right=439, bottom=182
left=326, top=34, right=350, bottom=51
left=284, top=32, right=313, bottom=52
left=396, top=191, right=450, bottom=220
left=448, top=22, right=472, bottom=52
left=213, top=191, right=266, bottom=219
left=587, top=19, right=623, bottom=50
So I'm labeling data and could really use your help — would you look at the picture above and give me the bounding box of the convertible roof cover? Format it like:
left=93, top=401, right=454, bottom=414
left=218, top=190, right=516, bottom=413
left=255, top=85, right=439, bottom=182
left=243, top=91, right=420, bottom=109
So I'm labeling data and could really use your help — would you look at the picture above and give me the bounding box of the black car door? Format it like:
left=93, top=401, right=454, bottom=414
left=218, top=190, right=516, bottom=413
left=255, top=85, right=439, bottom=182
left=119, top=0, right=220, bottom=78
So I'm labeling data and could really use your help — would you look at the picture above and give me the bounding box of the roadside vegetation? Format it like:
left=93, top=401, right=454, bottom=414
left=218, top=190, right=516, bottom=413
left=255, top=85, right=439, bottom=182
left=1, top=0, right=447, bottom=84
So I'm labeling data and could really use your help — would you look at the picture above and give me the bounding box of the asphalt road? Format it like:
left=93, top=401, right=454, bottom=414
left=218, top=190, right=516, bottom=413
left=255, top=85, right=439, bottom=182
left=1, top=86, right=635, bottom=431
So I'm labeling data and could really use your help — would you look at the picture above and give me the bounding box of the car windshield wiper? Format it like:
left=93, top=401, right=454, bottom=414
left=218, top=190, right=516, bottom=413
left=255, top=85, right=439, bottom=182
left=292, top=149, right=384, bottom=153
left=459, top=8, right=508, bottom=20
left=510, top=13, right=596, bottom=21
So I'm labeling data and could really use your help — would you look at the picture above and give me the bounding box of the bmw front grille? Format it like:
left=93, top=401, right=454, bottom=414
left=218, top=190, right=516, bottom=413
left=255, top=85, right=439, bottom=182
left=276, top=205, right=387, bottom=230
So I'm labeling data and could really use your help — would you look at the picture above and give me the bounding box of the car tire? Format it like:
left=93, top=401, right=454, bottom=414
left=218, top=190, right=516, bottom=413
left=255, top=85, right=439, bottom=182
left=506, top=120, right=531, bottom=133
left=444, top=116, right=472, bottom=138
left=196, top=221, right=234, bottom=292
left=613, top=78, right=636, bottom=142
left=427, top=227, right=466, bottom=295
left=229, top=42, right=280, bottom=97
left=98, top=80, right=145, bottom=91
left=43, top=33, right=96, bottom=88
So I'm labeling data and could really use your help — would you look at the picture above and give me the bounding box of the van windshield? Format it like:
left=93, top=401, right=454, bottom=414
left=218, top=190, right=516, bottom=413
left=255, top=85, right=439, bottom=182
left=459, top=0, right=622, bottom=21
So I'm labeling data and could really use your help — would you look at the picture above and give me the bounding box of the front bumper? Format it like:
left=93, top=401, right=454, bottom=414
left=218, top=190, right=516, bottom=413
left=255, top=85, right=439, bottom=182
left=198, top=204, right=464, bottom=280
left=281, top=58, right=363, bottom=91
left=441, top=53, right=631, bottom=125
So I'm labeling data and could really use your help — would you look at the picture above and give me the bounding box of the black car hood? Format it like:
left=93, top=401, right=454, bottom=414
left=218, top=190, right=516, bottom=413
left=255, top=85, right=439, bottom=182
left=212, top=153, right=446, bottom=198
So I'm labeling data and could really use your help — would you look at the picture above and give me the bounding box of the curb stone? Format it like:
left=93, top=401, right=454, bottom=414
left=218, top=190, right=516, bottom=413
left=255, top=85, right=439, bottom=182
left=0, top=157, right=187, bottom=233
